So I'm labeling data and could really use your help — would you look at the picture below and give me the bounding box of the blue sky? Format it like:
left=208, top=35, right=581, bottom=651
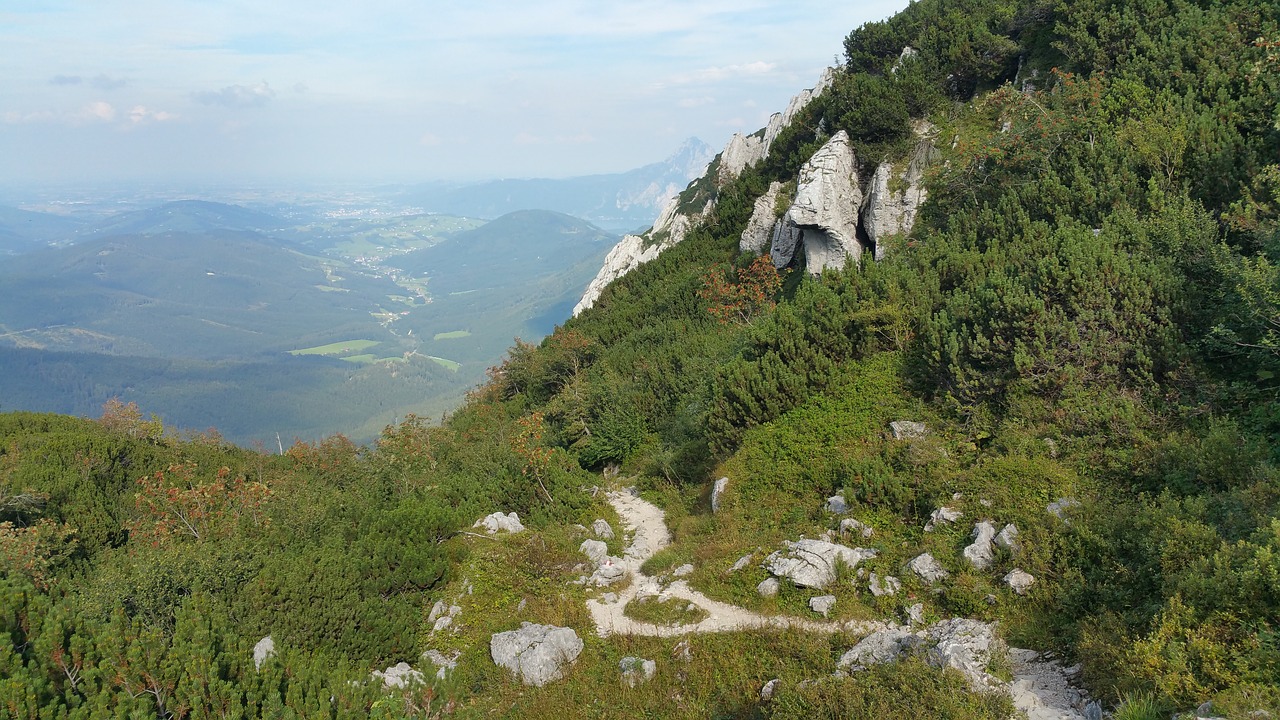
left=1, top=1, right=907, bottom=185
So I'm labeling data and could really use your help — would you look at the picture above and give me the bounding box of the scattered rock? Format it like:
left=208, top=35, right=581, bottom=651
left=963, top=521, right=998, bottom=570
left=592, top=519, right=615, bottom=540
left=765, top=539, right=877, bottom=589
left=809, top=595, right=837, bottom=617
left=995, top=523, right=1020, bottom=553
left=474, top=511, right=525, bottom=534
left=580, top=539, right=609, bottom=565
left=905, top=603, right=925, bottom=626
left=431, top=604, right=462, bottom=634
left=729, top=553, right=754, bottom=572
left=421, top=649, right=460, bottom=680
left=1004, top=568, right=1035, bottom=595
left=840, top=518, right=874, bottom=538
left=926, top=618, right=1001, bottom=690
left=890, top=420, right=928, bottom=440
left=1047, top=498, right=1079, bottom=521
left=837, top=628, right=920, bottom=671
left=590, top=559, right=626, bottom=587
left=427, top=600, right=446, bottom=624
left=371, top=662, right=425, bottom=689
left=490, top=622, right=584, bottom=687
left=253, top=635, right=274, bottom=670
left=672, top=563, right=694, bottom=578
left=868, top=572, right=901, bottom=597
left=826, top=495, right=849, bottom=514
left=711, top=477, right=729, bottom=514
left=1197, top=701, right=1215, bottom=717
left=672, top=640, right=692, bottom=662
left=909, top=553, right=950, bottom=583
left=757, top=577, right=780, bottom=597
left=924, top=506, right=962, bottom=532
left=619, top=656, right=657, bottom=687
left=601, top=592, right=618, bottom=604
left=761, top=678, right=781, bottom=701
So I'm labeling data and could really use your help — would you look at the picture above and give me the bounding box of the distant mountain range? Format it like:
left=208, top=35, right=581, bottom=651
left=400, top=137, right=714, bottom=231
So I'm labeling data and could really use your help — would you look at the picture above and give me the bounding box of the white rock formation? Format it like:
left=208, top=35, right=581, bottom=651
left=757, top=577, right=780, bottom=597
left=253, top=635, right=274, bottom=670
left=909, top=552, right=950, bottom=583
left=766, top=538, right=877, bottom=589
left=580, top=539, right=609, bottom=566
left=573, top=233, right=666, bottom=315
left=890, top=420, right=928, bottom=440
left=729, top=552, right=753, bottom=572
left=740, top=181, right=784, bottom=253
left=589, top=557, right=626, bottom=587
left=925, top=506, right=963, bottom=532
left=711, top=477, right=729, bottom=514
left=719, top=132, right=767, bottom=185
left=1005, top=568, right=1035, bottom=595
left=862, top=139, right=933, bottom=260
left=826, top=495, right=849, bottom=514
left=371, top=662, right=425, bottom=689
left=490, top=622, right=584, bottom=687
left=772, top=131, right=864, bottom=274
left=422, top=649, right=460, bottom=680
left=963, top=521, right=998, bottom=570
left=926, top=618, right=1002, bottom=690
left=996, top=523, right=1020, bottom=553
left=763, top=68, right=836, bottom=152
left=841, top=518, right=874, bottom=538
left=837, top=627, right=920, bottom=671
left=671, top=563, right=694, bottom=578
left=868, top=572, right=901, bottom=597
left=474, top=512, right=525, bottom=534
left=619, top=656, right=657, bottom=686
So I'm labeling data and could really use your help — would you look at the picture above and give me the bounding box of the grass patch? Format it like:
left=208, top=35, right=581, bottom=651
left=426, top=355, right=461, bottom=371
left=433, top=330, right=471, bottom=340
left=622, top=596, right=709, bottom=626
left=290, top=339, right=379, bottom=356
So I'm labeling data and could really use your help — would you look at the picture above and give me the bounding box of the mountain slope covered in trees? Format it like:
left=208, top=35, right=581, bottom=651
left=2, top=0, right=1278, bottom=717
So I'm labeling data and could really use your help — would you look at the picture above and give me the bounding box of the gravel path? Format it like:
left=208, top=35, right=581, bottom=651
left=585, top=488, right=1093, bottom=719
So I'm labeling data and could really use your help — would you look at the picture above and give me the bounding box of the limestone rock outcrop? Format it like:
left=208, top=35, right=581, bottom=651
left=474, top=511, right=525, bottom=534
left=772, top=131, right=865, bottom=274
left=719, top=133, right=767, bottom=185
left=253, top=635, right=274, bottom=670
left=711, top=477, right=729, bottom=514
left=490, top=622, right=584, bottom=686
left=766, top=538, right=877, bottom=589
left=740, top=182, right=784, bottom=253
left=838, top=619, right=1001, bottom=692
left=862, top=139, right=935, bottom=260
left=963, top=521, right=998, bottom=570
left=371, top=662, right=425, bottom=689
left=591, top=519, right=615, bottom=540
left=909, top=552, right=950, bottom=583
left=620, top=656, right=657, bottom=687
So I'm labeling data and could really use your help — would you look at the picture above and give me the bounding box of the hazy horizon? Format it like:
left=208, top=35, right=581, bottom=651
left=2, top=1, right=907, bottom=187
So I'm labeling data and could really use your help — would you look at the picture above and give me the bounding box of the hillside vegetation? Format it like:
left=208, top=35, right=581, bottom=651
left=3, top=0, right=1279, bottom=717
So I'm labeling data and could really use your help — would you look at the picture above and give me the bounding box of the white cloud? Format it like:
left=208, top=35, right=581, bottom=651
left=85, top=101, right=115, bottom=122
left=129, top=105, right=178, bottom=124
left=195, top=81, right=275, bottom=108
left=660, top=61, right=778, bottom=88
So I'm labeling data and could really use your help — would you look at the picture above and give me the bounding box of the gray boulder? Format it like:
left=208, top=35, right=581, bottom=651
left=840, top=518, right=874, bottom=538
left=924, top=505, right=962, bottom=532
left=837, top=628, right=920, bottom=671
left=672, top=563, right=694, bottom=578
left=490, top=622, right=584, bottom=687
left=253, top=635, right=274, bottom=670
left=729, top=552, right=754, bottom=572
left=890, top=420, right=927, bottom=440
left=1004, top=568, right=1035, bottom=595
left=926, top=618, right=1000, bottom=690
left=766, top=539, right=877, bottom=589
left=579, top=539, right=609, bottom=565
left=809, top=595, right=837, bottom=617
left=909, top=553, right=950, bottom=583
left=1047, top=497, right=1079, bottom=520
left=757, top=577, right=780, bottom=597
left=589, top=559, right=626, bottom=587
left=371, top=662, right=425, bottom=689
left=826, top=495, right=849, bottom=514
left=905, top=602, right=925, bottom=626
left=769, top=214, right=804, bottom=268
left=761, top=678, right=781, bottom=701
left=619, top=656, right=657, bottom=687
left=963, top=521, right=998, bottom=570
left=868, top=572, right=901, bottom=597
left=421, top=649, right=460, bottom=680
left=995, top=523, right=1020, bottom=553
left=591, top=519, right=614, bottom=540
left=785, top=131, right=864, bottom=273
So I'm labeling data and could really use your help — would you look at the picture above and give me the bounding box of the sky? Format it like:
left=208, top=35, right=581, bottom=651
left=1, top=1, right=908, bottom=186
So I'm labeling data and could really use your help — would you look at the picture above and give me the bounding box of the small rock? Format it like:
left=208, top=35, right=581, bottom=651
left=909, top=553, right=950, bottom=583
left=427, top=600, right=446, bottom=624
left=1197, top=702, right=1214, bottom=717
left=995, top=524, right=1019, bottom=553
left=517, top=598, right=527, bottom=612
left=809, top=595, right=837, bottom=617
left=765, top=539, right=877, bottom=589
left=840, top=518, right=874, bottom=538
left=672, top=640, right=692, bottom=662
left=672, top=563, right=694, bottom=577
left=490, top=622, right=584, bottom=687
left=1047, top=497, right=1079, bottom=520
left=729, top=553, right=753, bottom=572
left=1004, top=568, right=1035, bottom=595
left=962, top=521, right=997, bottom=570
left=905, top=603, right=925, bottom=626
left=1084, top=701, right=1103, bottom=720
left=712, top=477, right=729, bottom=513
left=590, top=559, right=626, bottom=587
left=591, top=519, right=614, bottom=540
left=761, top=678, right=780, bottom=701
left=924, top=506, right=962, bottom=532
left=253, top=635, right=274, bottom=670
left=826, top=495, right=849, bottom=514
left=984, top=593, right=997, bottom=605
left=580, top=539, right=608, bottom=565
left=421, top=649, right=460, bottom=680
left=473, top=511, right=525, bottom=534
left=890, top=421, right=928, bottom=440
left=757, top=577, right=780, bottom=597
left=371, top=662, right=424, bottom=689
left=601, top=592, right=618, bottom=604
left=619, top=656, right=656, bottom=687
left=868, top=572, right=901, bottom=597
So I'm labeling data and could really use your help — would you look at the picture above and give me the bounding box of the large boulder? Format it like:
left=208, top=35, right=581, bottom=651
left=490, top=622, right=584, bottom=687
left=766, top=539, right=877, bottom=589
left=837, top=628, right=920, bottom=671
left=371, top=662, right=425, bottom=689
left=579, top=539, right=608, bottom=565
left=781, top=131, right=865, bottom=274
left=474, top=512, right=525, bottom=534
left=740, top=182, right=783, bottom=254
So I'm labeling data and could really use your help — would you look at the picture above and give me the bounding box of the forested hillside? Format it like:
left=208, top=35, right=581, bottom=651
left=3, top=0, right=1278, bottom=717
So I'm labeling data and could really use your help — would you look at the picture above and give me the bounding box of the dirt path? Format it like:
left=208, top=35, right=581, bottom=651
left=585, top=488, right=1093, bottom=718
